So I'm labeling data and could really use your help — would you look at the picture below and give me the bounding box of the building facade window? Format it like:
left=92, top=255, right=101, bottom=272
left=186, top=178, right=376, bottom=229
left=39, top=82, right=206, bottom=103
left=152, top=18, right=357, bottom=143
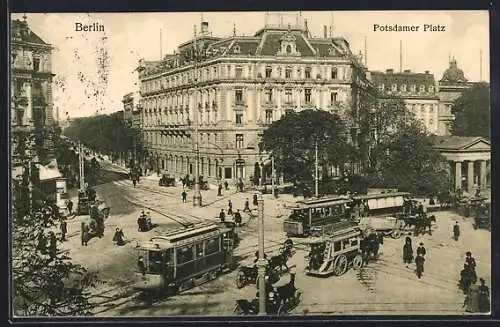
left=265, top=66, right=272, bottom=78
left=235, top=112, right=243, bottom=126
left=411, top=84, right=416, bottom=92
left=236, top=134, right=244, bottom=148
left=235, top=89, right=243, bottom=104
left=235, top=66, right=243, bottom=78
left=304, top=88, right=312, bottom=103
left=330, top=91, right=338, bottom=104
left=265, top=110, right=273, bottom=124
left=285, top=67, right=292, bottom=79
left=265, top=89, right=273, bottom=103
left=285, top=89, right=292, bottom=103
left=305, top=67, right=311, bottom=79
left=331, top=67, right=338, bottom=79
left=33, top=58, right=40, bottom=72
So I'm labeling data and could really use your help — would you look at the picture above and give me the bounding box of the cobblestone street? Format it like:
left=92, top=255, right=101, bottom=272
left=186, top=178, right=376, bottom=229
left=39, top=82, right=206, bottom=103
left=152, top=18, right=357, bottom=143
left=58, top=162, right=491, bottom=316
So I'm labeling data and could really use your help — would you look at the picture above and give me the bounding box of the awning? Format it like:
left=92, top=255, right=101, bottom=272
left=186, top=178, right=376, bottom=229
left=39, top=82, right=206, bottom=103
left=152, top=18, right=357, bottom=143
left=38, top=164, right=62, bottom=181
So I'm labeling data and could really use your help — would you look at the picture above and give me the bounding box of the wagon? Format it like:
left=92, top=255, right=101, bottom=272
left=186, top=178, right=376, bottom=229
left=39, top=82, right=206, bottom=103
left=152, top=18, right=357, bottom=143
left=473, top=203, right=490, bottom=231
left=305, top=223, right=364, bottom=276
left=159, top=174, right=176, bottom=187
left=358, top=216, right=404, bottom=239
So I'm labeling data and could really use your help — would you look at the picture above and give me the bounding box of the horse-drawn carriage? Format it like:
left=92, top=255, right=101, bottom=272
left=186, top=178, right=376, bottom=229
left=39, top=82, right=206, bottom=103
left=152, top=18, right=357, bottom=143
left=358, top=216, right=404, bottom=239
left=305, top=222, right=365, bottom=276
left=235, top=240, right=294, bottom=289
left=473, top=202, right=490, bottom=230
left=159, top=174, right=176, bottom=187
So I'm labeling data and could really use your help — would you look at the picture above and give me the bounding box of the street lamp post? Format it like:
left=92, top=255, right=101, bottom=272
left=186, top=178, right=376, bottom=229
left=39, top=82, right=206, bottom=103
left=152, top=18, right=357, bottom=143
left=256, top=192, right=267, bottom=315
left=271, top=155, right=276, bottom=196
left=315, top=140, right=319, bottom=198
left=192, top=25, right=202, bottom=206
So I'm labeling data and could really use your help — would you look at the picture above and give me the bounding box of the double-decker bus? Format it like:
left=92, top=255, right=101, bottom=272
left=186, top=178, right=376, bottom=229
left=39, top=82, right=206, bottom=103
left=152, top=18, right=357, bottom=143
left=133, top=222, right=235, bottom=294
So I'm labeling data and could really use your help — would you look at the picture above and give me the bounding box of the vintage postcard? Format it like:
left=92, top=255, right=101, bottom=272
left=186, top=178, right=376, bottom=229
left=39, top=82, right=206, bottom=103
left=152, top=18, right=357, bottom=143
left=10, top=11, right=490, bottom=318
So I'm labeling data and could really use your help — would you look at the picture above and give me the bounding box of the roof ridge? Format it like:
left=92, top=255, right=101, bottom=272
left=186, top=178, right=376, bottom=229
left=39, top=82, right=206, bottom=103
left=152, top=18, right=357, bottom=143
left=255, top=31, right=268, bottom=55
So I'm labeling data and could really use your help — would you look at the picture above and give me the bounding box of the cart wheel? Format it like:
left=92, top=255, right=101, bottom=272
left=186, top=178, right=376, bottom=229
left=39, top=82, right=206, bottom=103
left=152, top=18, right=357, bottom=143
left=333, top=254, right=348, bottom=276
left=236, top=270, right=246, bottom=289
left=352, top=254, right=363, bottom=270
left=391, top=229, right=402, bottom=239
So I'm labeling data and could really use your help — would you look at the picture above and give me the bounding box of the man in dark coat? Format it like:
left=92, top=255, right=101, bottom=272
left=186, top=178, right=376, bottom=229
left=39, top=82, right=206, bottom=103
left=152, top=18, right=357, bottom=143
left=181, top=190, right=187, bottom=203
left=415, top=253, right=425, bottom=279
left=66, top=199, right=73, bottom=215
left=219, top=209, right=226, bottom=223
left=243, top=198, right=251, bottom=213
left=416, top=242, right=426, bottom=257
left=465, top=251, right=477, bottom=283
left=228, top=200, right=233, bottom=216
left=113, top=227, right=125, bottom=246
left=234, top=209, right=242, bottom=226
left=403, top=237, right=413, bottom=268
left=453, top=221, right=460, bottom=241
left=60, top=219, right=68, bottom=241
left=224, top=181, right=229, bottom=191
left=218, top=184, right=223, bottom=196
left=460, top=263, right=472, bottom=292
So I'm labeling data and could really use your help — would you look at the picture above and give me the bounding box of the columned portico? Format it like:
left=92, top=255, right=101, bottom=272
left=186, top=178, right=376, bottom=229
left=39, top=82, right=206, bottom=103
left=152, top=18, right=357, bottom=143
left=433, top=136, right=490, bottom=194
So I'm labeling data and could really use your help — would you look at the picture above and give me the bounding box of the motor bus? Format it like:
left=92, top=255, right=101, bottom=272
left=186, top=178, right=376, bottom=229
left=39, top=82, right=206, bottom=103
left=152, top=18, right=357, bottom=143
left=133, top=222, right=235, bottom=294
left=283, top=196, right=352, bottom=237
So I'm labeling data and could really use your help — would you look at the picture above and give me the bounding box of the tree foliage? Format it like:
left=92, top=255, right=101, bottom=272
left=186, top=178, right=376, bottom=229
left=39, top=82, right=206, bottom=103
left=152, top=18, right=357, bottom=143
left=12, top=133, right=99, bottom=316
left=261, top=110, right=353, bottom=185
left=63, top=112, right=142, bottom=156
left=451, top=82, right=490, bottom=138
left=369, top=122, right=452, bottom=196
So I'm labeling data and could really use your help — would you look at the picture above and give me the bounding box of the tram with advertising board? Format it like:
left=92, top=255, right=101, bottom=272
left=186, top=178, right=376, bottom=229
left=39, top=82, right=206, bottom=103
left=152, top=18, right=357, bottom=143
left=133, top=222, right=235, bottom=294
left=283, top=196, right=352, bottom=237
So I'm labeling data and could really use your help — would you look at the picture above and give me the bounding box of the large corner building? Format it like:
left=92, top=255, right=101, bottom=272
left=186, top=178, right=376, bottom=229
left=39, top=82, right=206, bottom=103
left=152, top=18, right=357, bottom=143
left=137, top=20, right=376, bottom=183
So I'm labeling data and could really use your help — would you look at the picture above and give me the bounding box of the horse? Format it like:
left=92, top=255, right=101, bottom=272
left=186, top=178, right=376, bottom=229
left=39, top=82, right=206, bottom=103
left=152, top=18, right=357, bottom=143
left=414, top=214, right=436, bottom=236
left=360, top=233, right=381, bottom=264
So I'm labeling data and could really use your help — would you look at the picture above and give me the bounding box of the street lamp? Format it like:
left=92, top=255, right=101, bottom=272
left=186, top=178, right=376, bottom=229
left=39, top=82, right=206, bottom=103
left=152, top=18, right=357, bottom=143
left=192, top=25, right=202, bottom=207
left=255, top=191, right=267, bottom=315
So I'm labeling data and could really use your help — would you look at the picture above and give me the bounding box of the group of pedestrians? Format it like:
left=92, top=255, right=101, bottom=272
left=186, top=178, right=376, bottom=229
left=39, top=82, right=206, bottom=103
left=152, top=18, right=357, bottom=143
left=218, top=197, right=259, bottom=227
left=402, top=236, right=426, bottom=278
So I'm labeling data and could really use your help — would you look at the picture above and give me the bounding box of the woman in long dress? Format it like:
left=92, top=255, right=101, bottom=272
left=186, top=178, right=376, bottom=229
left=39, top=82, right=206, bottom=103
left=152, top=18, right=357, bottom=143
left=403, top=236, right=413, bottom=268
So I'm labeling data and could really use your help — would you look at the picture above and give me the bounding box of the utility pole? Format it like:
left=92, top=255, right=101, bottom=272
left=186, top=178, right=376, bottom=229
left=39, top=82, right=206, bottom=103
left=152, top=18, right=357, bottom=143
left=315, top=140, right=319, bottom=197
left=79, top=142, right=85, bottom=191
left=256, top=192, right=266, bottom=315
left=192, top=25, right=202, bottom=206
left=271, top=155, right=275, bottom=196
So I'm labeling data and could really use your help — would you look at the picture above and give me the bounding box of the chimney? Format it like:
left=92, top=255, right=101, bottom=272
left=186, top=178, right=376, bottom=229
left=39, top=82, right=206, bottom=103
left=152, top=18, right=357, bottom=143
left=404, top=69, right=411, bottom=73
left=424, top=70, right=429, bottom=74
left=201, top=21, right=209, bottom=34
left=324, top=25, right=327, bottom=38
left=386, top=69, right=394, bottom=74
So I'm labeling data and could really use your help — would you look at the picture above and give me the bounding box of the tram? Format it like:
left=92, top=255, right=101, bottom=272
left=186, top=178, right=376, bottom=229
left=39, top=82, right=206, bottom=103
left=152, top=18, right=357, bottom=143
left=283, top=196, right=351, bottom=237
left=351, top=191, right=410, bottom=219
left=133, top=222, right=235, bottom=294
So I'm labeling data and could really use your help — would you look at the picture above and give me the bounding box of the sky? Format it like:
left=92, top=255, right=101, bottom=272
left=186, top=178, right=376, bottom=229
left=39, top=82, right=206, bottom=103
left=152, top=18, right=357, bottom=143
left=11, top=11, right=489, bottom=119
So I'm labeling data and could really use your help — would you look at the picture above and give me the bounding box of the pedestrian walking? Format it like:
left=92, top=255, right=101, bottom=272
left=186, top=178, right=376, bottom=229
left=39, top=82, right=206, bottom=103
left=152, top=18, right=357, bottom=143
left=181, top=190, right=187, bottom=203
left=403, top=236, right=413, bottom=268
left=224, top=180, right=229, bottom=191
left=219, top=209, right=226, bottom=223
left=60, top=219, right=68, bottom=241
left=112, top=227, right=125, bottom=246
left=243, top=198, right=251, bottom=213
left=66, top=199, right=73, bottom=216
left=228, top=200, right=233, bottom=215
left=478, top=278, right=490, bottom=313
left=465, top=251, right=477, bottom=283
left=453, top=221, right=460, bottom=241
left=218, top=184, right=223, bottom=196
left=234, top=209, right=242, bottom=226
left=415, top=253, right=425, bottom=278
left=416, top=242, right=426, bottom=257
left=132, top=178, right=137, bottom=188
left=81, top=222, right=89, bottom=246
left=253, top=193, right=258, bottom=206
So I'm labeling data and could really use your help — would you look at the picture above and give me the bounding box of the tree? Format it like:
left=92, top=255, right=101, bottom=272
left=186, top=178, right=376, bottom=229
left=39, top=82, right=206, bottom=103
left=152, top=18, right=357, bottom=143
left=451, top=82, right=490, bottom=138
left=369, top=122, right=452, bottom=196
left=261, top=109, right=352, bottom=187
left=11, top=133, right=99, bottom=316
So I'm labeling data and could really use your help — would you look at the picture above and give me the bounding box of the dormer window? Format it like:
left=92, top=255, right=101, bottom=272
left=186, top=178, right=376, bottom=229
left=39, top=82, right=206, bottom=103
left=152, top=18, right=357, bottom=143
left=328, top=48, right=335, bottom=56
left=411, top=84, right=416, bottom=92
left=401, top=84, right=407, bottom=92
left=278, top=30, right=301, bottom=56
left=233, top=44, right=241, bottom=54
left=391, top=84, right=397, bottom=92
left=419, top=85, right=425, bottom=93
left=428, top=86, right=434, bottom=93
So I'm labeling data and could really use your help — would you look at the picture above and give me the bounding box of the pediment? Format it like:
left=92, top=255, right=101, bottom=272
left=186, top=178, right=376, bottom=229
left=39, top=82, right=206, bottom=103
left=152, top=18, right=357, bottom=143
left=463, top=139, right=490, bottom=151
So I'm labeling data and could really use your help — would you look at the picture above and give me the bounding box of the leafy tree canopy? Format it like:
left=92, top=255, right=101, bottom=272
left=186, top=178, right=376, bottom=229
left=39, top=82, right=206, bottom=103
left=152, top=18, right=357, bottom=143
left=63, top=113, right=142, bottom=155
left=369, top=123, right=452, bottom=196
left=261, top=109, right=353, bottom=185
left=451, top=82, right=490, bottom=138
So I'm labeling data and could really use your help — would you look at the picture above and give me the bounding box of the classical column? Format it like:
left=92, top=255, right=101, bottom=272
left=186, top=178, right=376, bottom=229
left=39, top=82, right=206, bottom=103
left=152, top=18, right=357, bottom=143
left=467, top=160, right=474, bottom=193
left=480, top=160, right=487, bottom=189
left=455, top=161, right=462, bottom=192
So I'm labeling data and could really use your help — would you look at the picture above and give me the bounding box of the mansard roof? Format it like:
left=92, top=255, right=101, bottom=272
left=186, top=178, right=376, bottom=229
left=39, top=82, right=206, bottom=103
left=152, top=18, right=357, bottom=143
left=370, top=70, right=436, bottom=86
left=11, top=19, right=49, bottom=45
